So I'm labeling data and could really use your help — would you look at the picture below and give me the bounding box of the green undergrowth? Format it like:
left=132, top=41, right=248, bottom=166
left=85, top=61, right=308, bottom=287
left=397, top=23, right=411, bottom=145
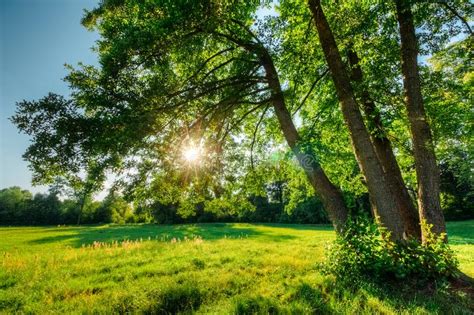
left=321, top=219, right=459, bottom=285
left=0, top=221, right=473, bottom=314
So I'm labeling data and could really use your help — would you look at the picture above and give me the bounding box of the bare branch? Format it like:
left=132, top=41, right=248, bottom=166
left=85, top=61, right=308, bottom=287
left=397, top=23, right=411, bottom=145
left=230, top=18, right=264, bottom=46
left=200, top=57, right=238, bottom=82
left=163, top=73, right=265, bottom=105
left=292, top=68, right=329, bottom=115
left=185, top=47, right=236, bottom=83
left=212, top=31, right=259, bottom=54
left=220, top=100, right=272, bottom=142
left=250, top=105, right=270, bottom=169
left=437, top=1, right=473, bottom=35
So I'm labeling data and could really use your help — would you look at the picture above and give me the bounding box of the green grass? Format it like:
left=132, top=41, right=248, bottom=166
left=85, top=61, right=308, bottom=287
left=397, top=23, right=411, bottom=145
left=0, top=221, right=473, bottom=314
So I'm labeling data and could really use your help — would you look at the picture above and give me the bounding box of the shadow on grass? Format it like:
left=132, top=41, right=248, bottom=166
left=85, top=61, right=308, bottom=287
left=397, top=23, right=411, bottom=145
left=21, top=220, right=474, bottom=248
left=230, top=277, right=473, bottom=314
left=446, top=220, right=474, bottom=245
left=311, top=276, right=472, bottom=314
left=252, top=223, right=334, bottom=231
left=26, top=223, right=320, bottom=248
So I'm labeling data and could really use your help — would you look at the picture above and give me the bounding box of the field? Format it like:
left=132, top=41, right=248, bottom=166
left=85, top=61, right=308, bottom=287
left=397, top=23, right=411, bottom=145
left=1, top=221, right=473, bottom=314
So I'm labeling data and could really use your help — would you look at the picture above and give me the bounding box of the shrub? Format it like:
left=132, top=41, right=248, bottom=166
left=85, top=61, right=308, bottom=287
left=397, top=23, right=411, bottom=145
left=321, top=218, right=459, bottom=286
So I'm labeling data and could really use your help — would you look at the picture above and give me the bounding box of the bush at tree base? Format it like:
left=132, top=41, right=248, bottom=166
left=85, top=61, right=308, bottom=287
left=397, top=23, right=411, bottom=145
left=321, top=218, right=459, bottom=286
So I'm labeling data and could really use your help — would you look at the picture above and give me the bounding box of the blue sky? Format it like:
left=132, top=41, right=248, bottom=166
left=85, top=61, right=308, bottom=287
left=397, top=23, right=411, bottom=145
left=0, top=0, right=99, bottom=193
left=0, top=1, right=279, bottom=196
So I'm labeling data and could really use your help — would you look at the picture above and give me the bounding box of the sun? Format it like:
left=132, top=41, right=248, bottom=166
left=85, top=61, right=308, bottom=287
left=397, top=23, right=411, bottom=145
left=182, top=146, right=201, bottom=163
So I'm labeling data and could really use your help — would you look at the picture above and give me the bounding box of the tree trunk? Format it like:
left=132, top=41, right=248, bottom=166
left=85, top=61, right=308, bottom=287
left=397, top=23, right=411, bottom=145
left=395, top=0, right=446, bottom=242
left=258, top=48, right=349, bottom=232
left=308, top=0, right=406, bottom=240
left=347, top=48, right=421, bottom=240
left=77, top=194, right=86, bottom=225
left=216, top=29, right=351, bottom=232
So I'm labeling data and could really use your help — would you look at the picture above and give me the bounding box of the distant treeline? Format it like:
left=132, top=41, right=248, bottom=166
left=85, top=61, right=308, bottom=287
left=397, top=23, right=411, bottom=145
left=0, top=187, right=132, bottom=225
left=0, top=175, right=472, bottom=226
left=0, top=186, right=333, bottom=225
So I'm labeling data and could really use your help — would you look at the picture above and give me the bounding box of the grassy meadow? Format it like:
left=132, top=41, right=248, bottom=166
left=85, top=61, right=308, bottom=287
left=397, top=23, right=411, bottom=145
left=1, top=221, right=473, bottom=314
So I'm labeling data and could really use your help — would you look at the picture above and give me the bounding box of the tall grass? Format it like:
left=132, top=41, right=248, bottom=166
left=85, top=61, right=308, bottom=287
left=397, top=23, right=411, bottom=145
left=0, top=221, right=473, bottom=314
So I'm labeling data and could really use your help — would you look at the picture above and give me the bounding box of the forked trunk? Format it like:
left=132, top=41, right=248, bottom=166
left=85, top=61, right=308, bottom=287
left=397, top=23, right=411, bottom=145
left=395, top=0, right=446, bottom=242
left=347, top=48, right=421, bottom=240
left=77, top=195, right=85, bottom=225
left=308, top=0, right=406, bottom=240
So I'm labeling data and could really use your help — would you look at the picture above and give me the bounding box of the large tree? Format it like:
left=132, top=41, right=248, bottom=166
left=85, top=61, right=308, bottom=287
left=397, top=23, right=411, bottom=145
left=12, top=0, right=471, bottom=240
left=13, top=0, right=350, bottom=232
left=307, top=0, right=414, bottom=240
left=279, top=0, right=470, bottom=240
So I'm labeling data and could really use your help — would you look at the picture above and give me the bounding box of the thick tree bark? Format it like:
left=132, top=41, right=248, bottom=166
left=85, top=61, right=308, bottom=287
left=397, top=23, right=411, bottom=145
left=395, top=0, right=446, bottom=241
left=347, top=48, right=421, bottom=240
left=258, top=49, right=349, bottom=232
left=308, top=0, right=406, bottom=240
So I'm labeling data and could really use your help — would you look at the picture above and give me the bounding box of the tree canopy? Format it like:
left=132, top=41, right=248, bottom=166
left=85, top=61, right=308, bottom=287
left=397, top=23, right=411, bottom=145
left=11, top=0, right=473, bottom=238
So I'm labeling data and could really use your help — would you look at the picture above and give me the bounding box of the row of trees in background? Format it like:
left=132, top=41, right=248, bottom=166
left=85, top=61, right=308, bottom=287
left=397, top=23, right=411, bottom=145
left=0, top=185, right=330, bottom=225
left=2, top=152, right=472, bottom=227
left=0, top=187, right=132, bottom=225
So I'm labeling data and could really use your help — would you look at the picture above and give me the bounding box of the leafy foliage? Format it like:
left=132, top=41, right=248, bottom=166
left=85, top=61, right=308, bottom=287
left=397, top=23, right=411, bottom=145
left=0, top=187, right=132, bottom=225
left=322, top=218, right=459, bottom=285
left=10, top=0, right=473, bottom=229
left=0, top=185, right=333, bottom=225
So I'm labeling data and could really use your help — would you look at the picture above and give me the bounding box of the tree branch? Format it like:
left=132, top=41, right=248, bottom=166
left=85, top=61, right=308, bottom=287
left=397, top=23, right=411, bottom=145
left=437, top=1, right=473, bottom=35
left=292, top=68, right=329, bottom=115
left=184, top=47, right=236, bottom=83
left=200, top=57, right=238, bottom=82
left=219, top=100, right=271, bottom=142
left=230, top=18, right=264, bottom=46
left=250, top=105, right=270, bottom=169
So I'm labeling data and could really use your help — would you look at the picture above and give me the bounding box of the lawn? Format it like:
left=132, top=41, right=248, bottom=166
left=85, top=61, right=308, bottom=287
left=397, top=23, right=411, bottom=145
left=1, top=221, right=473, bottom=314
